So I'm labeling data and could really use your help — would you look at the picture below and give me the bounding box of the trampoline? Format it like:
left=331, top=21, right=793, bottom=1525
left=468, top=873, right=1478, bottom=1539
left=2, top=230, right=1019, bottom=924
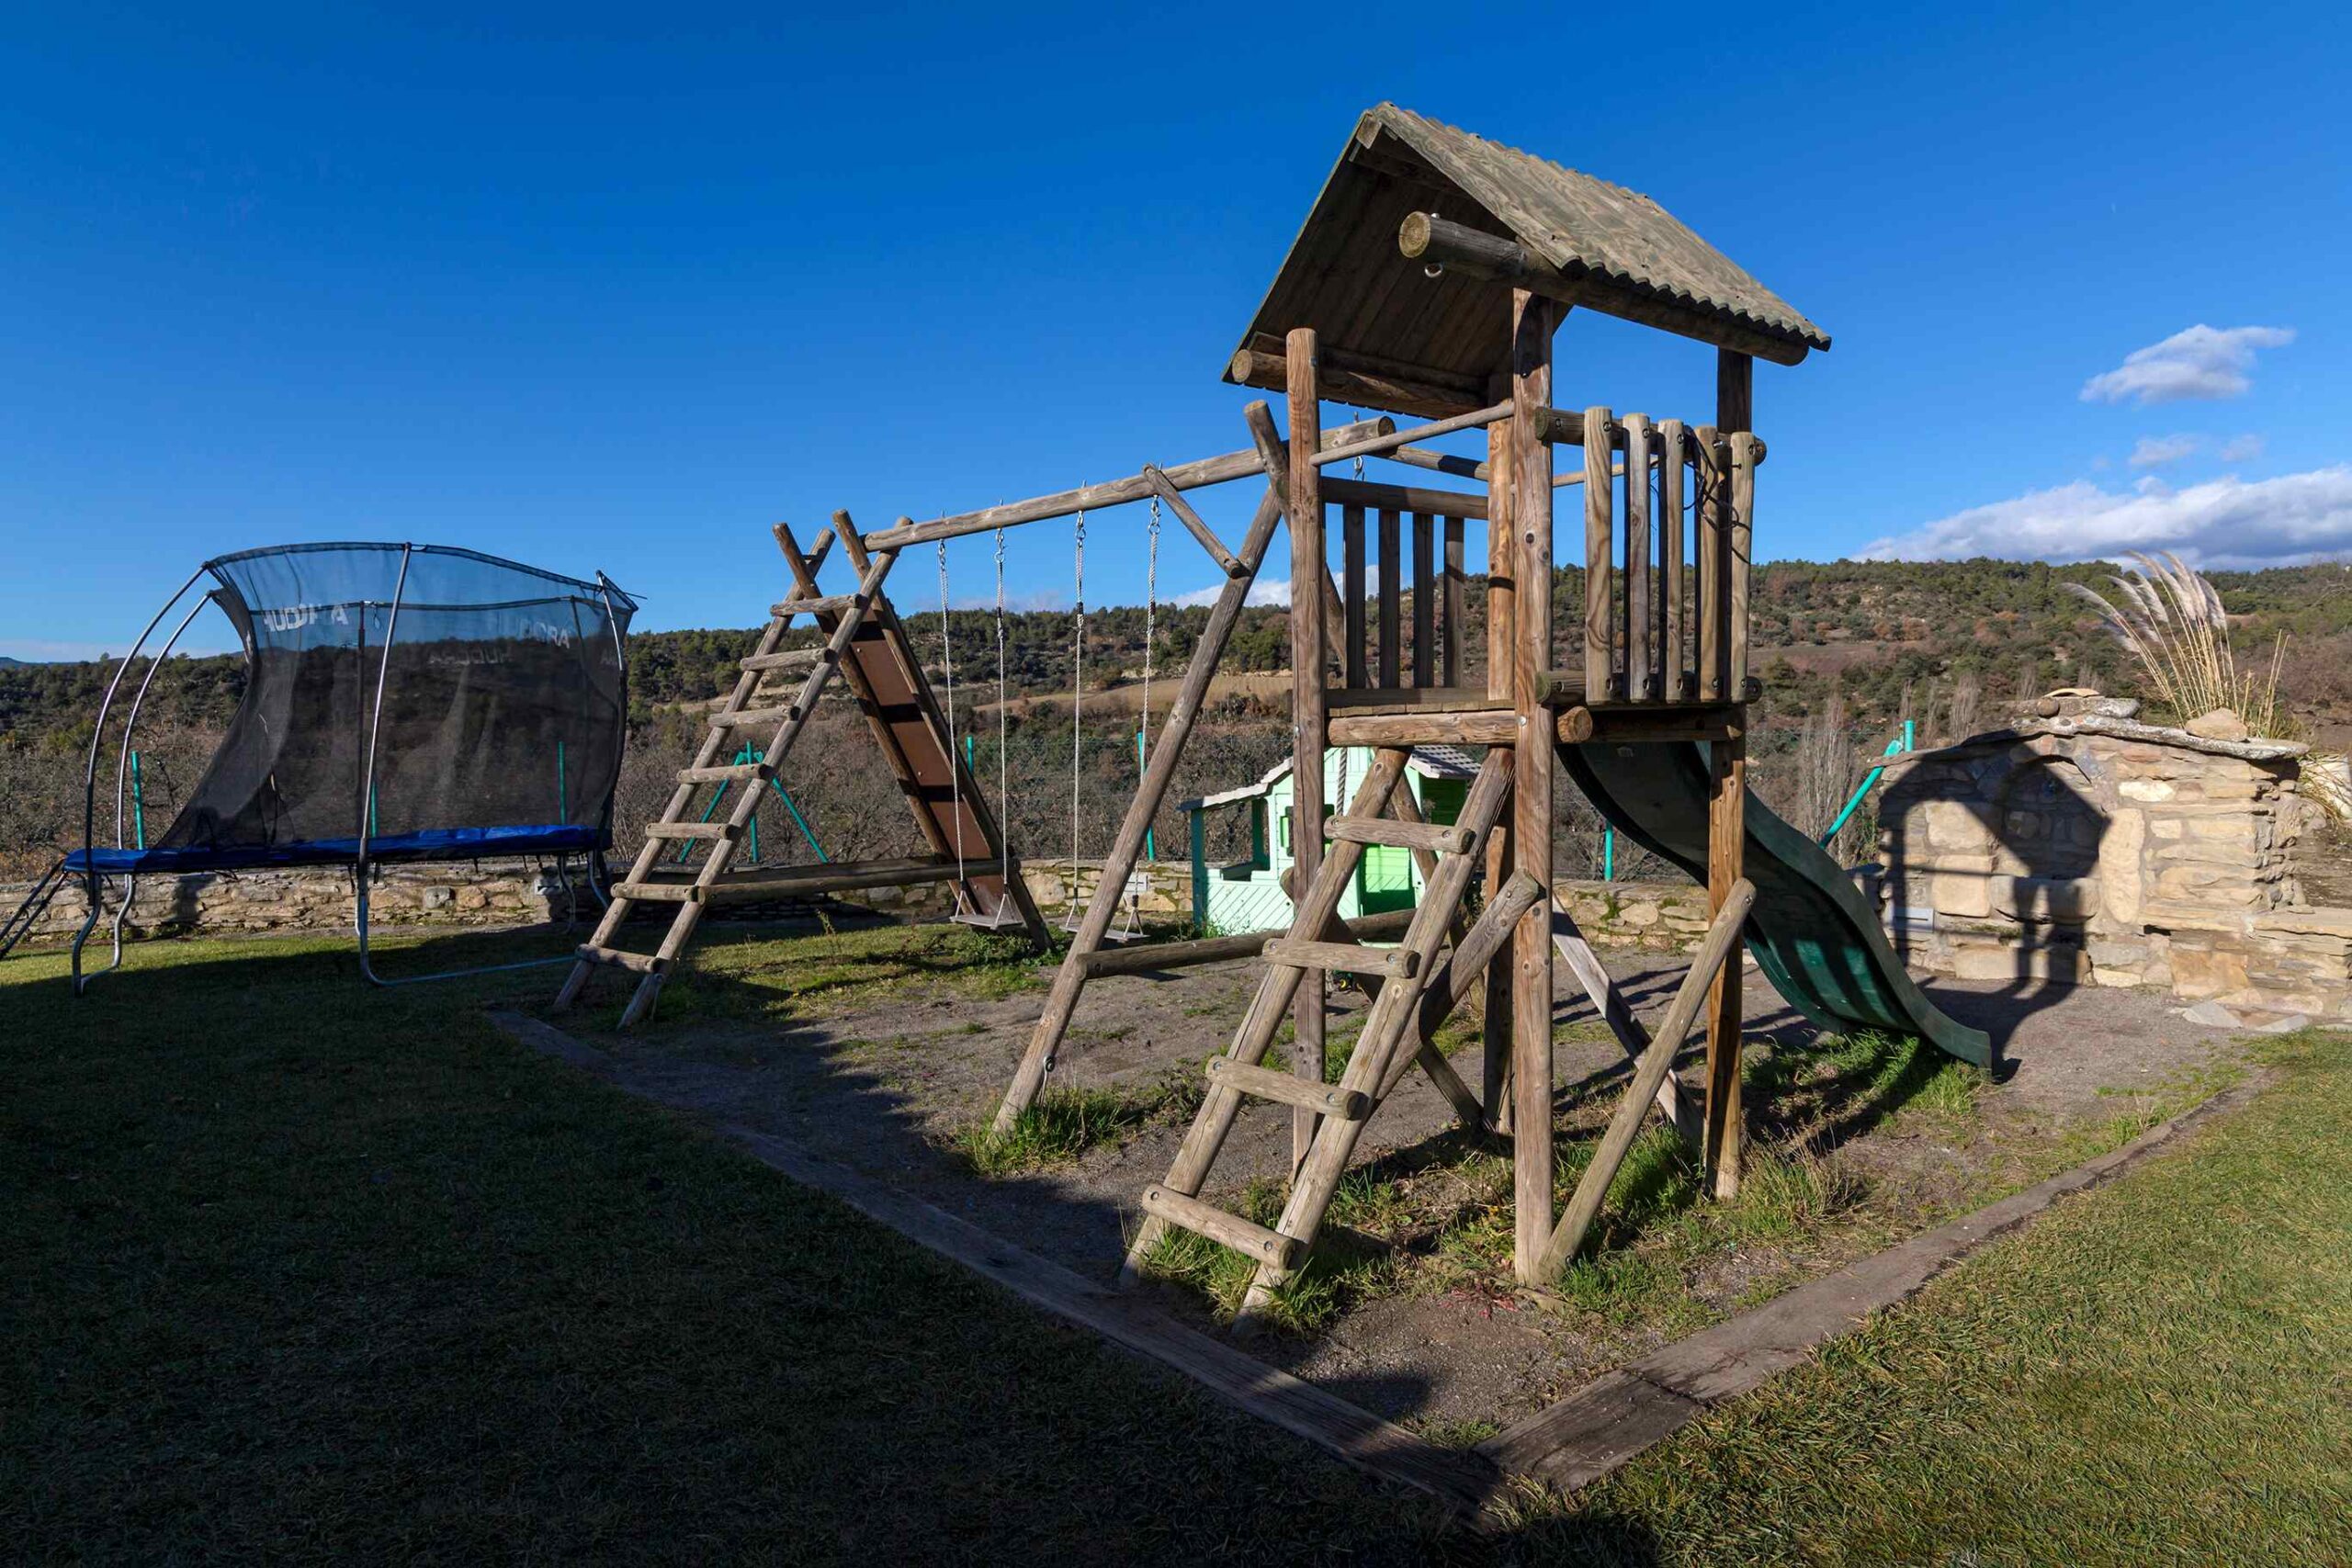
left=64, top=542, right=637, bottom=992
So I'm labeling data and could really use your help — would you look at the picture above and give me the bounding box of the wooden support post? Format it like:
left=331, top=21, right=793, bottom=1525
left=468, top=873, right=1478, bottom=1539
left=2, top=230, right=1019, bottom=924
left=1728, top=432, right=1758, bottom=699
left=1511, top=292, right=1558, bottom=1285
left=1141, top=464, right=1245, bottom=578
left=1582, top=406, right=1614, bottom=703
left=1482, top=373, right=1515, bottom=1132
left=1342, top=505, right=1368, bottom=689
left=1287, top=327, right=1328, bottom=1175
left=1442, top=516, right=1464, bottom=689
left=1703, top=723, right=1747, bottom=1198
left=1622, top=414, right=1653, bottom=702
left=1658, top=421, right=1690, bottom=702
left=991, top=412, right=1299, bottom=1131
left=1695, top=426, right=1724, bottom=703
left=1706, top=355, right=1755, bottom=1200
left=1377, top=509, right=1401, bottom=689
left=1412, top=513, right=1435, bottom=689
left=1540, top=879, right=1756, bottom=1276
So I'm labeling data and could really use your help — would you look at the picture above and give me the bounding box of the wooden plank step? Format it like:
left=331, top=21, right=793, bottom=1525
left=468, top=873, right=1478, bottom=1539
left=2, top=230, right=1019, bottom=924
left=1261, top=937, right=1419, bottom=979
left=770, top=594, right=857, bottom=618
left=612, top=881, right=702, bottom=903
left=1204, top=1057, right=1369, bottom=1120
left=679, top=761, right=767, bottom=784
left=643, top=820, right=737, bottom=841
left=741, top=648, right=827, bottom=672
left=574, top=943, right=662, bottom=974
left=711, top=704, right=799, bottom=730
left=1138, top=1185, right=1302, bottom=1269
left=1326, top=816, right=1474, bottom=856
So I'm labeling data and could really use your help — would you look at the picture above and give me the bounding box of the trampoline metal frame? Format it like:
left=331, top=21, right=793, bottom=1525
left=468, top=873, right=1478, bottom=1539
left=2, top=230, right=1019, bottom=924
left=71, top=545, right=632, bottom=995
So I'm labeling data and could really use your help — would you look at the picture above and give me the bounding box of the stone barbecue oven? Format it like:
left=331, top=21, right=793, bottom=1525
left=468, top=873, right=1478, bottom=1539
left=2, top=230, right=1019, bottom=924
left=1875, top=694, right=2352, bottom=1022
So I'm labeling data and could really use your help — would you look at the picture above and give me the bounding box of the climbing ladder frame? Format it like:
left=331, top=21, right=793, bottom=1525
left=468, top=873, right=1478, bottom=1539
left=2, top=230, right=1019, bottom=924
left=556, top=516, right=1050, bottom=1026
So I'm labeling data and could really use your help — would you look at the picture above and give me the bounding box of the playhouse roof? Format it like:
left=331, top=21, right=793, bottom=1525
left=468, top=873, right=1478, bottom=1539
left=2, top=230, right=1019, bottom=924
left=1180, top=745, right=1480, bottom=812
left=1226, top=104, right=1829, bottom=410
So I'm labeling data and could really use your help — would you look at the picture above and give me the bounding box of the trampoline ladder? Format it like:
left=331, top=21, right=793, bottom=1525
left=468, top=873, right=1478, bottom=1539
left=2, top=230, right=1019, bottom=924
left=557, top=528, right=901, bottom=1027
left=0, top=857, right=69, bottom=961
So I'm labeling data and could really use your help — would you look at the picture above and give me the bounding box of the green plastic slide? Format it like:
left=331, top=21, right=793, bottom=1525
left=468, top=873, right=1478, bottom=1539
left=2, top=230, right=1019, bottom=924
left=1559, top=740, right=1995, bottom=1068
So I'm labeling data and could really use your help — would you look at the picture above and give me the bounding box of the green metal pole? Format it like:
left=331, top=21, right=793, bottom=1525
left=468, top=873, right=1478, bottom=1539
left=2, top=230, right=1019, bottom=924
left=557, top=739, right=567, bottom=822
left=130, top=750, right=146, bottom=850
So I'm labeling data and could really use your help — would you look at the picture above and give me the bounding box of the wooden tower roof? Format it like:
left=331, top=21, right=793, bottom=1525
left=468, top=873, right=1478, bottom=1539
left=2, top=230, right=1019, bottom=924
left=1226, top=105, right=1830, bottom=415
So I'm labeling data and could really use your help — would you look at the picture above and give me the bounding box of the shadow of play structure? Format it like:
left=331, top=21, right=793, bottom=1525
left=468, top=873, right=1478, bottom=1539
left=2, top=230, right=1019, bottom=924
left=559, top=104, right=1988, bottom=1304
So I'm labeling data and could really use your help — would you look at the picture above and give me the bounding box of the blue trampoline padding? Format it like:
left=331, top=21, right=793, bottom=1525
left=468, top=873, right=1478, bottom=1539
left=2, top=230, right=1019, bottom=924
left=63, top=825, right=604, bottom=874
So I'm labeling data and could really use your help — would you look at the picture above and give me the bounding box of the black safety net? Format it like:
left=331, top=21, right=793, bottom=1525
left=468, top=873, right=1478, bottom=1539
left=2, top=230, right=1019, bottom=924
left=79, top=543, right=636, bottom=872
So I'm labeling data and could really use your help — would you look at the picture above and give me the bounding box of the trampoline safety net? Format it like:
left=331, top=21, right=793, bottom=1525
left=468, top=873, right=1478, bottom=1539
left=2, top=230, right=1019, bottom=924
left=143, top=543, right=637, bottom=868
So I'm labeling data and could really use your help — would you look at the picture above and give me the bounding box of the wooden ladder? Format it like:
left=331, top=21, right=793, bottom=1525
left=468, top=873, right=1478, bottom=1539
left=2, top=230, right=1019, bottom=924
left=1121, top=745, right=1517, bottom=1331
left=554, top=526, right=899, bottom=1026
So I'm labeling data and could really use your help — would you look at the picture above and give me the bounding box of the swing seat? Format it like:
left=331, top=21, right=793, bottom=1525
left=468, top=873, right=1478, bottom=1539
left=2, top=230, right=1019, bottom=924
left=951, top=901, right=1027, bottom=931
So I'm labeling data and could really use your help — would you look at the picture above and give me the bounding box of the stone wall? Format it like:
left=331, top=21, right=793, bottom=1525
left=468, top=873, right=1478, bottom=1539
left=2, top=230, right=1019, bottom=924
left=9, top=849, right=1727, bottom=975
left=6, top=860, right=585, bottom=949
left=1877, top=698, right=2352, bottom=1021
left=2, top=856, right=1203, bottom=948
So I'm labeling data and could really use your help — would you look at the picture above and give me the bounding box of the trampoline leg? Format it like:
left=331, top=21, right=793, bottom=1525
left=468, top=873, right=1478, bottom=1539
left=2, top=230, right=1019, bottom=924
left=107, top=873, right=137, bottom=973
left=355, top=860, right=594, bottom=989
left=69, top=878, right=100, bottom=997
left=71, top=874, right=130, bottom=997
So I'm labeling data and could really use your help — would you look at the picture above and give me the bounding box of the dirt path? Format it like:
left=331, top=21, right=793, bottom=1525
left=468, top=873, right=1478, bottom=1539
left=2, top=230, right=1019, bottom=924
left=560, top=932, right=2245, bottom=1433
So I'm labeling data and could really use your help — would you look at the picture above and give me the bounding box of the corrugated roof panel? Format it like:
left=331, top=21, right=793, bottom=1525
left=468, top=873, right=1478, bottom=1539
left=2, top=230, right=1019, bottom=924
left=1227, top=106, right=1827, bottom=395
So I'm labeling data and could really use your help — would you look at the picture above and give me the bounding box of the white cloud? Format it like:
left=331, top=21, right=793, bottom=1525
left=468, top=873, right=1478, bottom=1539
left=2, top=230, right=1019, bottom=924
left=1172, top=579, right=1289, bottom=609
left=2080, top=324, right=2294, bottom=405
left=2219, top=434, right=2266, bottom=463
left=1859, top=466, right=2352, bottom=569
left=2127, top=433, right=2200, bottom=468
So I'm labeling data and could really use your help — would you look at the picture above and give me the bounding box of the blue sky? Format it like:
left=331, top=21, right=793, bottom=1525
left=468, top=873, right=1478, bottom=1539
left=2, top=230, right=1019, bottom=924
left=3, top=2, right=2346, bottom=660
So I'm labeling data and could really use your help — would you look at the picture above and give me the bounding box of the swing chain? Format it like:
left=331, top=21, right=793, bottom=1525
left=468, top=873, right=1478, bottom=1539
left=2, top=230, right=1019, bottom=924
left=993, top=527, right=1011, bottom=894
left=937, top=539, right=968, bottom=894
left=1067, top=507, right=1086, bottom=923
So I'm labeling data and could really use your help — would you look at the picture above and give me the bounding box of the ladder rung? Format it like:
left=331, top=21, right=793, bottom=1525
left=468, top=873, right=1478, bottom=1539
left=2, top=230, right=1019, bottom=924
left=679, top=762, right=767, bottom=784
left=1204, top=1057, right=1369, bottom=1120
left=771, top=594, right=856, bottom=618
left=612, top=881, right=702, bottom=903
left=741, top=648, right=828, bottom=672
left=575, top=943, right=663, bottom=974
left=643, top=820, right=737, bottom=841
left=1326, top=816, right=1474, bottom=856
left=1137, top=1185, right=1302, bottom=1269
left=1261, top=937, right=1419, bottom=979
left=712, top=705, right=797, bottom=730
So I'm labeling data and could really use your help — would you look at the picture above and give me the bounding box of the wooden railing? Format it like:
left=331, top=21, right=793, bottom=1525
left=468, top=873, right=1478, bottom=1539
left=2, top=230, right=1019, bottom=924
left=1319, top=404, right=1757, bottom=711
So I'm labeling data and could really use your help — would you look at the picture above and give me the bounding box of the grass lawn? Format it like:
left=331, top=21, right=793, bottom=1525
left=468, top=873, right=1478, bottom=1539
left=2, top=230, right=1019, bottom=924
left=4, top=926, right=2346, bottom=1564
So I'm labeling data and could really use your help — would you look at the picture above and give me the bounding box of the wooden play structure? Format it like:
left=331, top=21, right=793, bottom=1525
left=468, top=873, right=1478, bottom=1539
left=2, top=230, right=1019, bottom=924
left=559, top=105, right=1988, bottom=1303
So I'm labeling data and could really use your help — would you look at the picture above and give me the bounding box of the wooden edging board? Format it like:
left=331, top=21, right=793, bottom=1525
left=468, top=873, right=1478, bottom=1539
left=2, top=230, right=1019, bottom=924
left=487, top=1012, right=2263, bottom=1519
left=1477, top=1076, right=2267, bottom=1490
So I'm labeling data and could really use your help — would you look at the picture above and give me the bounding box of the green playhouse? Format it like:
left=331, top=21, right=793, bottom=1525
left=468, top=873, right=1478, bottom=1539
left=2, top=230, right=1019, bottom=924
left=1180, top=746, right=1474, bottom=936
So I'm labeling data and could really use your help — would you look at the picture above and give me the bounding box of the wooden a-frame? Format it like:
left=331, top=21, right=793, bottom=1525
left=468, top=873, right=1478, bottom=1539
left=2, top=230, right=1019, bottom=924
left=557, top=514, right=1049, bottom=1027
